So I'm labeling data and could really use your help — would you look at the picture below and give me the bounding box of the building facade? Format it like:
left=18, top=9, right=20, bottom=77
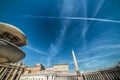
left=53, top=64, right=69, bottom=73
left=20, top=64, right=70, bottom=80
left=20, top=63, right=120, bottom=80
left=24, top=63, right=45, bottom=74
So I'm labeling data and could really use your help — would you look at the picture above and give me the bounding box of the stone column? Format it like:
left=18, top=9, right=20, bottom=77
left=10, top=67, right=19, bottom=80
left=85, top=75, right=88, bottom=80
left=104, top=71, right=109, bottom=79
left=93, top=74, right=96, bottom=80
left=0, top=67, right=8, bottom=79
left=15, top=67, right=24, bottom=80
left=94, top=73, right=98, bottom=80
left=109, top=71, right=114, bottom=79
left=99, top=72, right=105, bottom=80
left=90, top=74, right=93, bottom=80
left=89, top=74, right=93, bottom=80
left=0, top=67, right=5, bottom=74
left=5, top=68, right=14, bottom=80
left=115, top=71, right=120, bottom=79
left=112, top=71, right=120, bottom=80
left=81, top=75, right=85, bottom=80
left=106, top=72, right=112, bottom=80
left=93, top=74, right=97, bottom=80
left=89, top=74, right=92, bottom=80
left=87, top=74, right=90, bottom=80
left=84, top=75, right=87, bottom=80
left=97, top=73, right=102, bottom=80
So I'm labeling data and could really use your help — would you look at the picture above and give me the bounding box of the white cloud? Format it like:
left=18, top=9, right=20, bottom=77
left=46, top=25, right=68, bottom=66
left=68, top=43, right=120, bottom=71
left=23, top=15, right=120, bottom=23
left=88, top=44, right=120, bottom=52
left=25, top=45, right=47, bottom=55
left=94, top=0, right=105, bottom=17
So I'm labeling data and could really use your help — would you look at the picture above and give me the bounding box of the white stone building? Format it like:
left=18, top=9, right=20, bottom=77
left=20, top=63, right=73, bottom=80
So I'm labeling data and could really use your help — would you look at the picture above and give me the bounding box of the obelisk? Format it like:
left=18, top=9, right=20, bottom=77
left=72, top=49, right=81, bottom=80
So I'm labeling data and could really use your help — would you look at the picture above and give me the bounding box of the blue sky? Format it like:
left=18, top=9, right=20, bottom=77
left=0, top=0, right=120, bottom=72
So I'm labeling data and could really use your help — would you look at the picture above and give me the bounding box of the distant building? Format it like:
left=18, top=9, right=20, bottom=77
left=20, top=63, right=70, bottom=80
left=24, top=63, right=45, bottom=74
left=53, top=64, right=69, bottom=73
left=45, top=67, right=54, bottom=73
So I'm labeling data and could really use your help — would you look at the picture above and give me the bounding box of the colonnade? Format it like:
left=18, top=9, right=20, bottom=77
left=81, top=66, right=120, bottom=80
left=0, top=62, right=25, bottom=80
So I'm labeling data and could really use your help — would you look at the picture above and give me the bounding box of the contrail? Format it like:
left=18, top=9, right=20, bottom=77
left=25, top=45, right=47, bottom=55
left=24, top=15, right=120, bottom=23
left=85, top=0, right=105, bottom=32
left=80, top=0, right=105, bottom=69
left=94, top=0, right=105, bottom=17
left=81, top=0, right=105, bottom=46
left=81, top=0, right=88, bottom=50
